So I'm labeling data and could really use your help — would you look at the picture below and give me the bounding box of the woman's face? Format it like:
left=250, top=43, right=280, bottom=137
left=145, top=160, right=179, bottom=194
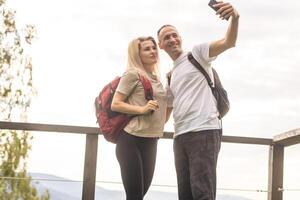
left=139, top=40, right=158, bottom=67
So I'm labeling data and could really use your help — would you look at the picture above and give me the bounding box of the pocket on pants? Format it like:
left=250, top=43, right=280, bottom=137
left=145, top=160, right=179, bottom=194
left=206, top=130, right=221, bottom=154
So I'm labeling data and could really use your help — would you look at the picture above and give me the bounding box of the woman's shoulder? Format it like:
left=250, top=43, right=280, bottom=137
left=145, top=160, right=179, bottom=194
left=124, top=68, right=140, bottom=77
left=120, top=68, right=141, bottom=84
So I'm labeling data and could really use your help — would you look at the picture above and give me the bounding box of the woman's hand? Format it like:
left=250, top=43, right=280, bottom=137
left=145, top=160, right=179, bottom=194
left=139, top=100, right=159, bottom=114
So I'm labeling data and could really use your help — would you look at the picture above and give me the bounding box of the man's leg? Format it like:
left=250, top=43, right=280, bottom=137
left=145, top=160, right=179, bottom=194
left=174, top=135, right=193, bottom=200
left=186, top=129, right=222, bottom=200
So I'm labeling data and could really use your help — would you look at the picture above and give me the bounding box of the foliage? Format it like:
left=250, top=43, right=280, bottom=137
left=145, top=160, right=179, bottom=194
left=0, top=0, right=50, bottom=199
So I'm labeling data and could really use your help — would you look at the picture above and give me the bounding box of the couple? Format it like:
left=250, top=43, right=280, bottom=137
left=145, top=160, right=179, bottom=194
left=111, top=2, right=239, bottom=200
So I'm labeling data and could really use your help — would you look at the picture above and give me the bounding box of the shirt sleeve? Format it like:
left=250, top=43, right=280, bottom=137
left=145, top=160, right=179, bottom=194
left=116, top=69, right=139, bottom=97
left=191, top=43, right=217, bottom=67
left=191, top=43, right=216, bottom=85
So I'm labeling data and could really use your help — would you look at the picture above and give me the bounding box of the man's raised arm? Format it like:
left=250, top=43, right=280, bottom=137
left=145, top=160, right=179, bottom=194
left=209, top=2, right=240, bottom=58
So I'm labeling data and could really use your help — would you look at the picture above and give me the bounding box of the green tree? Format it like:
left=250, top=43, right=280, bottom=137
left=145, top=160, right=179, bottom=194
left=0, top=0, right=50, bottom=199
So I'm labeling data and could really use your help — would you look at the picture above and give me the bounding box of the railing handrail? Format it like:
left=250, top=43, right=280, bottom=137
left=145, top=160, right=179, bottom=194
left=273, top=128, right=300, bottom=147
left=1, top=120, right=300, bottom=200
left=0, top=121, right=99, bottom=134
left=0, top=121, right=273, bottom=145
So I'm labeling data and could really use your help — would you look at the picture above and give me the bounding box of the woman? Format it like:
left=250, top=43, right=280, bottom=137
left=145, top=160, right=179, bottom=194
left=111, top=36, right=168, bottom=200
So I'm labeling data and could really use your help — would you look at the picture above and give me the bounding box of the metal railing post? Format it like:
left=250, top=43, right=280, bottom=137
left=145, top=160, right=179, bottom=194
left=268, top=144, right=284, bottom=200
left=82, top=134, right=99, bottom=200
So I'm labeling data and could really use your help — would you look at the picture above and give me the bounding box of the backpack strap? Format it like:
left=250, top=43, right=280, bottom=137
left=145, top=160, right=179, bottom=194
left=166, top=71, right=172, bottom=86
left=187, top=52, right=214, bottom=89
left=138, top=74, right=153, bottom=101
left=188, top=52, right=225, bottom=122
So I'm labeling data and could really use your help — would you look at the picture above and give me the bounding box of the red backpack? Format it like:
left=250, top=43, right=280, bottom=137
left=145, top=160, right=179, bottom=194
left=94, top=74, right=153, bottom=143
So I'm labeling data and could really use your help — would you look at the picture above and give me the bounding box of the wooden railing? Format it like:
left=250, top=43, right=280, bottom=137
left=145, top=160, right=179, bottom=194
left=0, top=121, right=299, bottom=200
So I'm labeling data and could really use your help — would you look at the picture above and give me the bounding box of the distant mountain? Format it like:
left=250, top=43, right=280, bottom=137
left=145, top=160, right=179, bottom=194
left=30, top=173, right=253, bottom=200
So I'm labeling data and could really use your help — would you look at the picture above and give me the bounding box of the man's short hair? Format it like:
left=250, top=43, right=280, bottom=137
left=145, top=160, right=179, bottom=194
left=157, top=24, right=175, bottom=37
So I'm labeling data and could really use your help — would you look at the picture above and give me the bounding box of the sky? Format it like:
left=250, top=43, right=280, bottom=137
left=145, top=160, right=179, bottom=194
left=6, top=0, right=300, bottom=199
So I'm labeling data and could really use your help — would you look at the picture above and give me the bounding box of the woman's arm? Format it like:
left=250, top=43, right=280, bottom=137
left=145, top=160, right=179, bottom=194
left=165, top=107, right=173, bottom=123
left=111, top=91, right=158, bottom=115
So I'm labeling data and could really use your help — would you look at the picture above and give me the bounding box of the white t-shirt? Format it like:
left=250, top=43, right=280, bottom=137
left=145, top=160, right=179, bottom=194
left=167, top=43, right=221, bottom=137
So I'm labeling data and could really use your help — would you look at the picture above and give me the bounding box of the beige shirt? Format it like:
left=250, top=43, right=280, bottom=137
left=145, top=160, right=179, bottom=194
left=116, top=69, right=167, bottom=138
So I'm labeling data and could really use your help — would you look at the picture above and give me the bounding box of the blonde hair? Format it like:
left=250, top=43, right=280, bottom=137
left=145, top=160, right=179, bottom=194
left=127, top=36, right=160, bottom=80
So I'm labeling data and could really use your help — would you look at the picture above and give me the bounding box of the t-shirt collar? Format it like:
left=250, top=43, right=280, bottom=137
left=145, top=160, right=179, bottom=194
left=173, top=51, right=187, bottom=68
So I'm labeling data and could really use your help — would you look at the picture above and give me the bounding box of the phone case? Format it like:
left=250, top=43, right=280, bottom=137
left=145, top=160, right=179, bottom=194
left=208, top=0, right=229, bottom=20
left=208, top=0, right=219, bottom=12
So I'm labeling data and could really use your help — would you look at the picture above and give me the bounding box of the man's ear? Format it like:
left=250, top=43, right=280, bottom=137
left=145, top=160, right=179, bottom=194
left=158, top=41, right=163, bottom=49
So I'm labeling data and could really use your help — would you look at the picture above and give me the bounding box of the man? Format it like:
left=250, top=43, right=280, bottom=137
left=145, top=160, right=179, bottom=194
left=157, top=2, right=239, bottom=200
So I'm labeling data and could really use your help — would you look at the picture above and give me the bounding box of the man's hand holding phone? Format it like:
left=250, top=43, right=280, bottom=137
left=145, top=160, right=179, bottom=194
left=208, top=0, right=239, bottom=21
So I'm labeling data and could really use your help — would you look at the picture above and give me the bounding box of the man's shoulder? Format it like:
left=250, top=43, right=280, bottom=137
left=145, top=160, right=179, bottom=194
left=191, top=42, right=215, bottom=66
left=192, top=43, right=209, bottom=53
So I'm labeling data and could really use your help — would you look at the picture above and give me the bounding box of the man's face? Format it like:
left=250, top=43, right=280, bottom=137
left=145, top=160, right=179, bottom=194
left=158, top=26, right=182, bottom=60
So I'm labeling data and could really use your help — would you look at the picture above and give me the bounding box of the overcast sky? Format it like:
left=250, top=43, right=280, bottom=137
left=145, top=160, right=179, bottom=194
left=8, top=0, right=300, bottom=199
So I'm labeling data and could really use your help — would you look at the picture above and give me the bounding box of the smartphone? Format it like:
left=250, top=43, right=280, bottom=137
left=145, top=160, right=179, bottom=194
left=208, top=0, right=229, bottom=20
left=208, top=0, right=219, bottom=12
